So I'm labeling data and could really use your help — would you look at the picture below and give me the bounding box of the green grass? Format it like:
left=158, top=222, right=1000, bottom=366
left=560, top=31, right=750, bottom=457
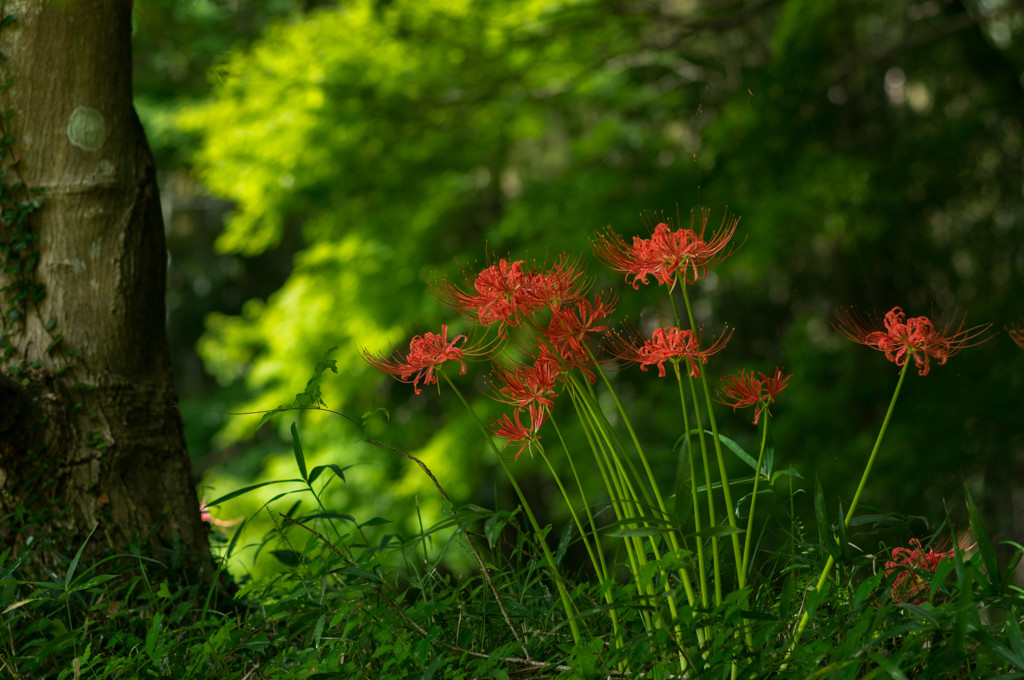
left=3, top=449, right=1023, bottom=679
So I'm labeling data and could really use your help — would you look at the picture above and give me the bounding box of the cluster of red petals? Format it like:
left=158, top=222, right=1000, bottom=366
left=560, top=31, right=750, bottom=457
left=610, top=326, right=731, bottom=378
left=592, top=208, right=740, bottom=289
left=361, top=326, right=469, bottom=395
left=490, top=348, right=566, bottom=460
left=486, top=286, right=615, bottom=458
left=433, top=255, right=586, bottom=336
left=491, top=348, right=561, bottom=428
left=834, top=306, right=990, bottom=376
left=491, top=410, right=545, bottom=462
left=544, top=293, right=617, bottom=363
left=716, top=367, right=791, bottom=425
left=884, top=538, right=954, bottom=605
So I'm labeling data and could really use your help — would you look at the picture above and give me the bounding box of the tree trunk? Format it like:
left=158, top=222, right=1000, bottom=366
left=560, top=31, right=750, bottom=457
left=0, top=1, right=212, bottom=574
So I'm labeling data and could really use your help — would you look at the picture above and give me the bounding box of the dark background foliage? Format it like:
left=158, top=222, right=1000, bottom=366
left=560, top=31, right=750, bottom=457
left=132, top=0, right=1024, bottom=575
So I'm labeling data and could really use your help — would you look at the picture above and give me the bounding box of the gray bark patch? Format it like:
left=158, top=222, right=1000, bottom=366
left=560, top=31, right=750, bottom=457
left=67, top=106, right=106, bottom=151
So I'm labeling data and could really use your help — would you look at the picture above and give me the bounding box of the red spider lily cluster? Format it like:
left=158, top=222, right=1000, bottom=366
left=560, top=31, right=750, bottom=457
left=833, top=307, right=990, bottom=376
left=363, top=209, right=772, bottom=459
left=363, top=205, right=1004, bottom=464
left=593, top=208, right=740, bottom=290
left=884, top=538, right=954, bottom=605
left=716, top=367, right=791, bottom=425
left=365, top=254, right=620, bottom=460
left=487, top=347, right=565, bottom=460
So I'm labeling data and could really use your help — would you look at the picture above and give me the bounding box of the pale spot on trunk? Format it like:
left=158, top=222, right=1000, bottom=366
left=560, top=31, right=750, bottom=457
left=67, top=106, right=106, bottom=151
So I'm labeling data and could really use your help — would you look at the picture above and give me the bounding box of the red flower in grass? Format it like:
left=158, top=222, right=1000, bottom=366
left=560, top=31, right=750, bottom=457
left=716, top=367, right=791, bottom=425
left=592, top=208, right=740, bottom=290
left=610, top=326, right=731, bottom=378
left=885, top=538, right=954, bottom=605
left=492, top=409, right=545, bottom=461
left=1009, top=323, right=1024, bottom=350
left=833, top=306, right=990, bottom=376
left=363, top=326, right=473, bottom=394
left=199, top=498, right=242, bottom=528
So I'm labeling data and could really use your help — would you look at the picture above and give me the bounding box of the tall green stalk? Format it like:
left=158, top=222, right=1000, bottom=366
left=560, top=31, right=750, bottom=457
left=545, top=416, right=625, bottom=652
left=580, top=349, right=700, bottom=611
left=786, top=359, right=911, bottom=658
left=678, top=285, right=744, bottom=589
left=740, top=415, right=771, bottom=582
left=673, top=362, right=709, bottom=610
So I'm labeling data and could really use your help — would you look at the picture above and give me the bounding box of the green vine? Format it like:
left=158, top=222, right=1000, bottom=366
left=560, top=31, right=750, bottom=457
left=0, top=12, right=46, bottom=374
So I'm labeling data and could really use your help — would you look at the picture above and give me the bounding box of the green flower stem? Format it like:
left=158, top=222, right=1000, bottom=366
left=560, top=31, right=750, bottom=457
left=567, top=378, right=693, bottom=666
left=740, top=414, right=771, bottom=582
left=667, top=289, right=720, bottom=601
left=440, top=372, right=584, bottom=647
left=688, top=374, right=722, bottom=606
left=571, top=388, right=656, bottom=634
left=675, top=284, right=744, bottom=589
left=542, top=420, right=625, bottom=655
left=673, top=361, right=709, bottom=610
left=584, top=345, right=664, bottom=516
left=549, top=416, right=610, bottom=584
left=787, top=359, right=911, bottom=659
left=580, top=348, right=700, bottom=611
left=570, top=378, right=697, bottom=654
left=537, top=444, right=601, bottom=583
left=570, top=381, right=652, bottom=566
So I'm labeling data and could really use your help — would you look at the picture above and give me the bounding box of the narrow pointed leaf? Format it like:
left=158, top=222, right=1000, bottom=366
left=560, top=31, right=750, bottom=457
left=205, top=480, right=301, bottom=507
left=291, top=422, right=308, bottom=482
left=965, top=485, right=1000, bottom=591
left=713, top=431, right=758, bottom=471
left=815, top=477, right=839, bottom=559
left=65, top=522, right=99, bottom=589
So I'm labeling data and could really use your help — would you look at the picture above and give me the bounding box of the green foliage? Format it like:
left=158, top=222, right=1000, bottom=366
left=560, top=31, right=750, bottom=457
left=174, top=0, right=1024, bottom=559
left=5, top=467, right=1024, bottom=677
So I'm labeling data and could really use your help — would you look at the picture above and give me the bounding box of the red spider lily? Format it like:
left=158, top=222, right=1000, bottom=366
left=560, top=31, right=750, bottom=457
left=885, top=538, right=954, bottom=604
left=1009, top=323, right=1024, bottom=350
left=490, top=348, right=563, bottom=426
left=433, top=255, right=587, bottom=336
left=432, top=258, right=530, bottom=333
left=833, top=307, right=990, bottom=376
left=517, top=254, right=588, bottom=313
left=592, top=208, right=740, bottom=290
left=609, top=325, right=731, bottom=378
left=716, top=367, right=791, bottom=425
left=491, top=409, right=545, bottom=461
left=543, top=292, right=618, bottom=363
left=363, top=326, right=475, bottom=394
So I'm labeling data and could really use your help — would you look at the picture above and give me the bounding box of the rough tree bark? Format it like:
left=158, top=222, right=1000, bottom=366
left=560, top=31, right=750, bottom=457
left=0, top=1, right=213, bottom=574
